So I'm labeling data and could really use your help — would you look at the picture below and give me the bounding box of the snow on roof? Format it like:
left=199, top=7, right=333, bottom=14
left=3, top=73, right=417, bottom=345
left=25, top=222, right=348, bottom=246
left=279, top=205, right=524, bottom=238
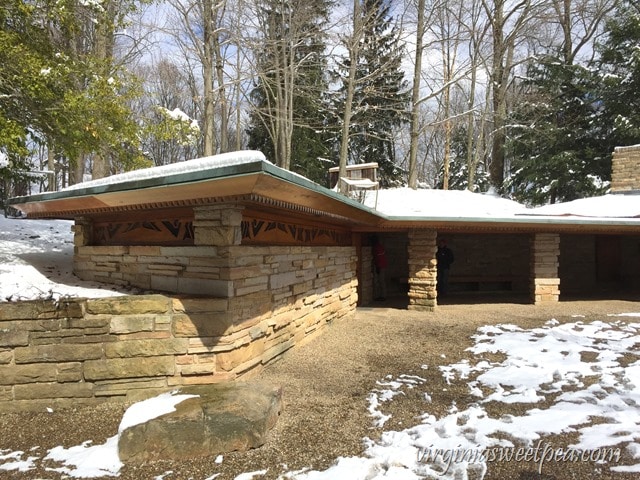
left=363, top=187, right=529, bottom=218
left=523, top=194, right=640, bottom=218
left=62, top=150, right=267, bottom=192
left=11, top=147, right=640, bottom=223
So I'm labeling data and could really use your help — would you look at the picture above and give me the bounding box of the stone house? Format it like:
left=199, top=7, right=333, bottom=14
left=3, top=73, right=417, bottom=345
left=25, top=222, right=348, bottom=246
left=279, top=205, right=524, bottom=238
left=2, top=147, right=639, bottom=410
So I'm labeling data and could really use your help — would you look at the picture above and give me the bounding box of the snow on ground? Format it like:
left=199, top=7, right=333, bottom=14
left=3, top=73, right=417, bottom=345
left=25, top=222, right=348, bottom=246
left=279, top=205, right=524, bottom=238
left=0, top=216, right=135, bottom=302
left=0, top=391, right=200, bottom=478
left=280, top=318, right=640, bottom=479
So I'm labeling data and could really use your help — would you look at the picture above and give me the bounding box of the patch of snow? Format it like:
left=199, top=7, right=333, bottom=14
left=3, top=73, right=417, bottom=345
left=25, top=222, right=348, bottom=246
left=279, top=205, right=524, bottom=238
left=362, top=187, right=528, bottom=217
left=524, top=194, right=640, bottom=218
left=0, top=216, right=131, bottom=302
left=118, top=390, right=199, bottom=433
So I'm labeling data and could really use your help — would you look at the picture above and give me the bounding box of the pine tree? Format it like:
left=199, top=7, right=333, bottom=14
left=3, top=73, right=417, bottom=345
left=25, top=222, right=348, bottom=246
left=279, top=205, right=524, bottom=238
left=597, top=1, right=640, bottom=148
left=334, top=0, right=409, bottom=187
left=247, top=0, right=333, bottom=183
left=506, top=56, right=610, bottom=205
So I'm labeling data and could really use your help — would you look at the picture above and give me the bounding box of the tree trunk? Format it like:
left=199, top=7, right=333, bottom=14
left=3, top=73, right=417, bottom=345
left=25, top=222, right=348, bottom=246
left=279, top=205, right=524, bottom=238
left=47, top=146, right=56, bottom=192
left=337, top=0, right=362, bottom=194
left=408, top=0, right=425, bottom=189
left=203, top=0, right=217, bottom=156
left=91, top=0, right=117, bottom=180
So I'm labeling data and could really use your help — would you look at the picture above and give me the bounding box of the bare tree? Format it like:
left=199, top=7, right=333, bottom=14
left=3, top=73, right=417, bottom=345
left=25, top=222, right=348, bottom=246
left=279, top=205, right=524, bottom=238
left=405, top=0, right=477, bottom=189
left=407, top=0, right=425, bottom=189
left=482, top=0, right=540, bottom=189
left=165, top=0, right=234, bottom=157
left=461, top=0, right=491, bottom=190
left=337, top=0, right=364, bottom=191
left=244, top=0, right=331, bottom=170
left=202, top=0, right=231, bottom=155
left=433, top=0, right=470, bottom=189
left=547, top=0, right=618, bottom=64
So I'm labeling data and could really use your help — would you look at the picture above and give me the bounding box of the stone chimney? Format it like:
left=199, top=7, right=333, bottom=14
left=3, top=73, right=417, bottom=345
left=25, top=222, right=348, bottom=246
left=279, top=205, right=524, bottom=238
left=611, top=145, right=640, bottom=193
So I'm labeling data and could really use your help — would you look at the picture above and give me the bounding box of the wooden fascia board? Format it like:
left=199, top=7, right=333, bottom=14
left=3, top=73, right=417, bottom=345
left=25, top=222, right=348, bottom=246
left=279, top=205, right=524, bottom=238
left=250, top=174, right=383, bottom=227
left=367, top=216, right=640, bottom=235
left=9, top=165, right=384, bottom=227
left=11, top=175, right=261, bottom=219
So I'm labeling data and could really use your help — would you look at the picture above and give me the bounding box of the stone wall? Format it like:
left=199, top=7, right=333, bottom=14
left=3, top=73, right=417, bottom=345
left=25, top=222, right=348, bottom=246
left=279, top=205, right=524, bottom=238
left=561, top=234, right=640, bottom=294
left=611, top=145, right=640, bottom=193
left=73, top=243, right=356, bottom=300
left=359, top=246, right=374, bottom=305
left=379, top=233, right=409, bottom=295
left=620, top=236, right=640, bottom=289
left=443, top=234, right=530, bottom=292
left=0, top=245, right=357, bottom=412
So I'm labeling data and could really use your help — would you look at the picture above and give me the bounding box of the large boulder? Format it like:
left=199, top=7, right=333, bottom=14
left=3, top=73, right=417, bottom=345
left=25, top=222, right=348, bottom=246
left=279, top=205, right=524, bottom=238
left=118, top=382, right=282, bottom=463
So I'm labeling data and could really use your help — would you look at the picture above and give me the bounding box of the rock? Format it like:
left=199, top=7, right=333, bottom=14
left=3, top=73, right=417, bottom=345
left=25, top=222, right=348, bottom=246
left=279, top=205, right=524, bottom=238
left=118, top=382, right=282, bottom=463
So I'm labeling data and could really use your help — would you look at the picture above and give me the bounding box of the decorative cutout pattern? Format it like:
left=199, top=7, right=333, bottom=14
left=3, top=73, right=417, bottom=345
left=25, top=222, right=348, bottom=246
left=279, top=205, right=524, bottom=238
left=93, top=219, right=194, bottom=246
left=242, top=218, right=350, bottom=246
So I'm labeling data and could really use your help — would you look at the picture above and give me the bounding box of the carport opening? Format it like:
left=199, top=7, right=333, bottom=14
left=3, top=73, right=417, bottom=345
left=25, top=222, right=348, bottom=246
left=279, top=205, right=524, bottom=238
left=360, top=232, right=533, bottom=308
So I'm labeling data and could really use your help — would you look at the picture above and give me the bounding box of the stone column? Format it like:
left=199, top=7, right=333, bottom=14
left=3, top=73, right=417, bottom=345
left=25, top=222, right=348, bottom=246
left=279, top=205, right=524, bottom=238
left=530, top=233, right=560, bottom=304
left=407, top=229, right=437, bottom=311
left=72, top=217, right=92, bottom=248
left=193, top=204, right=244, bottom=246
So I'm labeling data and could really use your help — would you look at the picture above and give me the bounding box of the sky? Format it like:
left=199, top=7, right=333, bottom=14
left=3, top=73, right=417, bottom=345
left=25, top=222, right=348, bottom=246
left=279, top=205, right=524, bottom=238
left=1, top=151, right=640, bottom=477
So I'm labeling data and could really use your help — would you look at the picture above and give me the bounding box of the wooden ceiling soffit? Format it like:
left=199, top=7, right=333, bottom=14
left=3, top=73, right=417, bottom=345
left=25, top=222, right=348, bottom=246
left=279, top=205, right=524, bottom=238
left=14, top=175, right=260, bottom=219
left=250, top=175, right=382, bottom=227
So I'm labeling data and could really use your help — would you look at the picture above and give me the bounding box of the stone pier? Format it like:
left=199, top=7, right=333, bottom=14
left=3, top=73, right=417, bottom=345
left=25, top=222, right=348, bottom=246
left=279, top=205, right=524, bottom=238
left=530, top=233, right=560, bottom=304
left=407, top=229, right=437, bottom=311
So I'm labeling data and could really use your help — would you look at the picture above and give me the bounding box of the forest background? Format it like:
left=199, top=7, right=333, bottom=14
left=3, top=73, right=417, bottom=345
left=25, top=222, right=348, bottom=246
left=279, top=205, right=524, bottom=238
left=1, top=0, right=639, bottom=208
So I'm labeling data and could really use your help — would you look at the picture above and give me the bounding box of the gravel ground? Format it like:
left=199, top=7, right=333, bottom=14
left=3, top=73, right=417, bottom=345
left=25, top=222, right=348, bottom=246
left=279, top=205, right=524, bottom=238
left=1, top=296, right=639, bottom=480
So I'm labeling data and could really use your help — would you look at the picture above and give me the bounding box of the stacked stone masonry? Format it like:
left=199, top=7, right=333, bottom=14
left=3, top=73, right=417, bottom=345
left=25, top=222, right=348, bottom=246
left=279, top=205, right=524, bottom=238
left=611, top=145, right=640, bottom=193
left=530, top=233, right=560, bottom=304
left=0, top=246, right=357, bottom=412
left=407, top=229, right=438, bottom=311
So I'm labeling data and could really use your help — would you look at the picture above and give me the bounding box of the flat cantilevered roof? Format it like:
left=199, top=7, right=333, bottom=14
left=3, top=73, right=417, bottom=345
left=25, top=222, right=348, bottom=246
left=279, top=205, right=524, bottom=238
left=8, top=150, right=640, bottom=234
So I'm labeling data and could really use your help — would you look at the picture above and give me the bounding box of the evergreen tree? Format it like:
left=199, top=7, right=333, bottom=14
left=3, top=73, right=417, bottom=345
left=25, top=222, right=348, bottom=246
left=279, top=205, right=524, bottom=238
left=596, top=1, right=640, bottom=148
left=247, top=0, right=333, bottom=184
left=334, top=0, right=409, bottom=187
left=0, top=0, right=146, bottom=191
left=506, top=56, right=610, bottom=205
